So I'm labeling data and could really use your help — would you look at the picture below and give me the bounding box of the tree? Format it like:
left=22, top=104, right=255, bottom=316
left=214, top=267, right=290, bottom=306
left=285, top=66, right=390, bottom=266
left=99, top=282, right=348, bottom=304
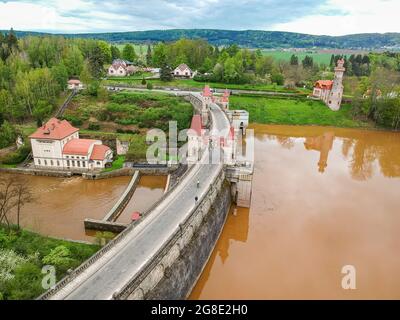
left=122, top=44, right=137, bottom=62
left=146, top=45, right=152, bottom=66
left=0, top=176, right=32, bottom=230
left=110, top=45, right=121, bottom=61
left=302, top=55, right=314, bottom=69
left=97, top=41, right=112, bottom=64
left=88, top=45, right=105, bottom=79
left=0, top=121, right=17, bottom=149
left=160, top=64, right=172, bottom=82
left=152, top=43, right=167, bottom=67
left=13, top=177, right=33, bottom=230
left=63, top=45, right=84, bottom=77
left=32, top=100, right=52, bottom=127
left=290, top=54, right=299, bottom=66
left=50, top=63, right=69, bottom=91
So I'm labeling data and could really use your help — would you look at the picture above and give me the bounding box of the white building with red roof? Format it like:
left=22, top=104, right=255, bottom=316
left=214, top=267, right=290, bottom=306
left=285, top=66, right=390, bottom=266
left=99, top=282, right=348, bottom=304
left=108, top=59, right=135, bottom=77
left=67, top=79, right=83, bottom=90
left=29, top=118, right=113, bottom=171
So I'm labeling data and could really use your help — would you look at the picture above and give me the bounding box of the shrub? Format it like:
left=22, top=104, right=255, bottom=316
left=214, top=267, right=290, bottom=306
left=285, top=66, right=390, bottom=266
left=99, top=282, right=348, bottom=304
left=88, top=122, right=100, bottom=131
left=147, top=82, right=153, bottom=90
left=42, top=246, right=74, bottom=268
left=1, top=144, right=31, bottom=165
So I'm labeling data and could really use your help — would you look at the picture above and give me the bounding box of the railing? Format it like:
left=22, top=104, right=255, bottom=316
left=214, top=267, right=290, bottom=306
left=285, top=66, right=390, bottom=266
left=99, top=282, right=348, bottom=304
left=55, top=89, right=77, bottom=118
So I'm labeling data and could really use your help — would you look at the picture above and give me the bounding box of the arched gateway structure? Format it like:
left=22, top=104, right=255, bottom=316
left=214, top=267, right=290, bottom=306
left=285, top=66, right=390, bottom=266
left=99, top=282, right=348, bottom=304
left=39, top=89, right=253, bottom=300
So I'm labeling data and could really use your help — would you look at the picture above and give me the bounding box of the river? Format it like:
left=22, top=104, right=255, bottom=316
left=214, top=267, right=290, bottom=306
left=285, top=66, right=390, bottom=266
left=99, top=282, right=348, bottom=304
left=2, top=174, right=166, bottom=242
left=190, top=124, right=400, bottom=299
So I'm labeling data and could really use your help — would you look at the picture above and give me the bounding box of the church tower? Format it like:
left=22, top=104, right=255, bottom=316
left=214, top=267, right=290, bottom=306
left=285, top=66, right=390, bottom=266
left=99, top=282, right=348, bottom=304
left=328, top=58, right=346, bottom=111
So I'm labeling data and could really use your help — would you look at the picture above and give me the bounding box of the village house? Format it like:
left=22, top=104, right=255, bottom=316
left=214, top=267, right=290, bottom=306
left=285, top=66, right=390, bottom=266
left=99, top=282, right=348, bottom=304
left=312, top=58, right=346, bottom=111
left=173, top=63, right=195, bottom=78
left=29, top=118, right=113, bottom=171
left=67, top=79, right=84, bottom=90
left=108, top=59, right=136, bottom=77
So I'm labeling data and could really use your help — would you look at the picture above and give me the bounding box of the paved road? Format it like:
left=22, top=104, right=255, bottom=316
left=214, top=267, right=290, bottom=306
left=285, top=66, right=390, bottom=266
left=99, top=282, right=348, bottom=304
left=50, top=94, right=230, bottom=300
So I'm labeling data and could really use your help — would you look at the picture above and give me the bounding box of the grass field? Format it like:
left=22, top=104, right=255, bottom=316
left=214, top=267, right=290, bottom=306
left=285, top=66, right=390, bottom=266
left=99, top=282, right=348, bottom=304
left=262, top=50, right=348, bottom=65
left=115, top=44, right=150, bottom=58
left=230, top=95, right=371, bottom=128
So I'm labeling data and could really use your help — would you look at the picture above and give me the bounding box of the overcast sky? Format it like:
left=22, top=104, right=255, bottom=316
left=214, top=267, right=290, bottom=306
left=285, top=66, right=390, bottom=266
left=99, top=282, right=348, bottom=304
left=0, top=0, right=399, bottom=36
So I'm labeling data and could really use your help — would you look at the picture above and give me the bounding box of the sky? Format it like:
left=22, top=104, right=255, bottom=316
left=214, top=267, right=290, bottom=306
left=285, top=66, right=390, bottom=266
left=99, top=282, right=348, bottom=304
left=0, top=0, right=399, bottom=36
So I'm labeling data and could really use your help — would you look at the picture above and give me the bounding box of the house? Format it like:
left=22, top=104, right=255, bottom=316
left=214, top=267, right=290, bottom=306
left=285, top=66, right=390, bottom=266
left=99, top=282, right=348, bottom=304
left=67, top=79, right=83, bottom=90
left=108, top=59, right=135, bottom=77
left=312, top=59, right=346, bottom=111
left=173, top=64, right=194, bottom=78
left=29, top=118, right=113, bottom=171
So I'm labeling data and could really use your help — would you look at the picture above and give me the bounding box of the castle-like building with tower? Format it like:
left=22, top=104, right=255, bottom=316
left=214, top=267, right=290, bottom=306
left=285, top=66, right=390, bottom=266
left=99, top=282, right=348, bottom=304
left=312, top=58, right=346, bottom=111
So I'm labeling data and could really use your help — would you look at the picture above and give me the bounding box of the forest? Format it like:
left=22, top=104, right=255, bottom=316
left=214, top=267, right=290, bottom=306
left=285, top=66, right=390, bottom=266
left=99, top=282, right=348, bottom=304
left=7, top=29, right=400, bottom=50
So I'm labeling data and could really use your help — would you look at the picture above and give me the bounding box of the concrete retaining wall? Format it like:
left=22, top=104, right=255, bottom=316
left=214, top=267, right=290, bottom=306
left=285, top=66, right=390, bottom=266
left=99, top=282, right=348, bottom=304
left=0, top=167, right=72, bottom=178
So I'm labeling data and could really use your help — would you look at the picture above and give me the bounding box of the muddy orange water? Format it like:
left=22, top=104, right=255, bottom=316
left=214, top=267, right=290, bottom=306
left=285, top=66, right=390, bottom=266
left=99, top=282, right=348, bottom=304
left=2, top=174, right=166, bottom=242
left=190, top=124, right=400, bottom=300
left=115, top=175, right=167, bottom=224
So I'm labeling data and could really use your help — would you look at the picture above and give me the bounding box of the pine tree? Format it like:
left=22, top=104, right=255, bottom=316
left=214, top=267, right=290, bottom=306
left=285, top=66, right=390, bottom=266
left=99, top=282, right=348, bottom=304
left=160, top=64, right=172, bottom=82
left=146, top=45, right=152, bottom=66
left=290, top=54, right=299, bottom=66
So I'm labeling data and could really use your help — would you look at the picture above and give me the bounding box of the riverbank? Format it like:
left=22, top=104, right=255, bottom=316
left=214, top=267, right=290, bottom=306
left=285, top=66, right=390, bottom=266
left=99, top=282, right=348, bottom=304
left=230, top=95, right=373, bottom=129
left=0, top=225, right=100, bottom=300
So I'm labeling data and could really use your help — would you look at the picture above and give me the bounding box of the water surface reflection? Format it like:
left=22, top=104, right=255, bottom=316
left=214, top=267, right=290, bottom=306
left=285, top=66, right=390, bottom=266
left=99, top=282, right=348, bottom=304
left=190, top=124, right=400, bottom=299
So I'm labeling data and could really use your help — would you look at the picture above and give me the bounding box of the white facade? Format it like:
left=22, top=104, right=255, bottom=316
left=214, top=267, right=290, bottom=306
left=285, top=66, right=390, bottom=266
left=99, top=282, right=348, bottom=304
left=108, top=65, right=127, bottom=77
left=173, top=64, right=194, bottom=78
left=30, top=119, right=113, bottom=171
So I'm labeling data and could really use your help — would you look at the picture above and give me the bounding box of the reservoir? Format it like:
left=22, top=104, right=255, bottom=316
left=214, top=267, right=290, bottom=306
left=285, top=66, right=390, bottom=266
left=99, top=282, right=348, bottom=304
left=3, top=174, right=166, bottom=242
left=190, top=124, right=400, bottom=299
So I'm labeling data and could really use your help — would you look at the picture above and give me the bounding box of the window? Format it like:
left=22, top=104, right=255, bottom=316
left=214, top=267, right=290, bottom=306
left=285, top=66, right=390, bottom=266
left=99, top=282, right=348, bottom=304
left=67, top=160, right=70, bottom=167
left=97, top=162, right=101, bottom=165
left=83, top=162, right=86, bottom=168
left=44, top=160, right=47, bottom=166
left=57, top=161, right=60, bottom=166
left=38, top=159, right=41, bottom=165
left=72, top=161, right=75, bottom=167
left=77, top=161, right=81, bottom=168
left=51, top=160, right=54, bottom=166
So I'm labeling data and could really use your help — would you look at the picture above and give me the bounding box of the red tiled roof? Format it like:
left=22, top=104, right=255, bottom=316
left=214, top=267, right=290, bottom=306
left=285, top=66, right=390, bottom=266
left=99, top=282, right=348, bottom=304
left=29, top=118, right=79, bottom=140
left=176, top=63, right=191, bottom=72
left=68, top=79, right=81, bottom=85
left=203, top=85, right=212, bottom=97
left=90, top=144, right=111, bottom=161
left=314, top=80, right=333, bottom=90
left=63, top=139, right=97, bottom=156
left=190, top=115, right=203, bottom=136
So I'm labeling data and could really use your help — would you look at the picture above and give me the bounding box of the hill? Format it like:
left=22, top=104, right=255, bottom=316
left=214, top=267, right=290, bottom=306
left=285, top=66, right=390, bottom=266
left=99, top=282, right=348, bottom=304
left=3, top=29, right=400, bottom=50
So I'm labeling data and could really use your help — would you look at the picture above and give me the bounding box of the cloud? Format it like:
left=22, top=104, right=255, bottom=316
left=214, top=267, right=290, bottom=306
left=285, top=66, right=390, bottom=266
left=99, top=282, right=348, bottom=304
left=0, top=0, right=399, bottom=35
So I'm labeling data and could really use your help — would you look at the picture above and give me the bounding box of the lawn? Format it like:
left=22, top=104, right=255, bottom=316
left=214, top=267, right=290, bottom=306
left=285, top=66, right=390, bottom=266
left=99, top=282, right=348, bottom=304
left=102, top=155, right=125, bottom=173
left=230, top=95, right=372, bottom=128
left=0, top=225, right=100, bottom=300
left=261, top=50, right=349, bottom=65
